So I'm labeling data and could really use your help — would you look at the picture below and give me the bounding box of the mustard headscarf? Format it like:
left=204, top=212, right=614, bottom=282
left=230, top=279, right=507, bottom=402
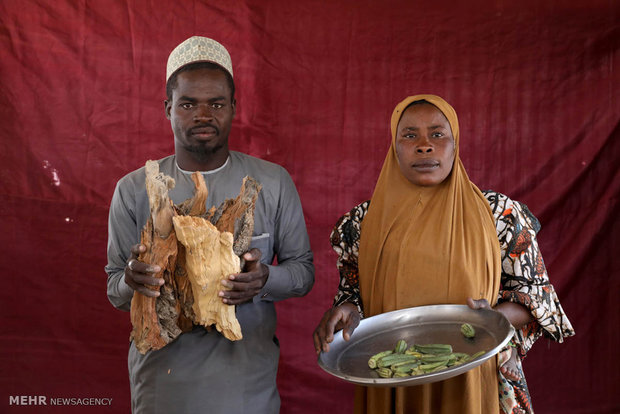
left=358, top=94, right=502, bottom=316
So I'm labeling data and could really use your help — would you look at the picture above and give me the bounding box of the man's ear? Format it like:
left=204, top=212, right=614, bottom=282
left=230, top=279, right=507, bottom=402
left=164, top=100, right=171, bottom=120
left=231, top=98, right=236, bottom=118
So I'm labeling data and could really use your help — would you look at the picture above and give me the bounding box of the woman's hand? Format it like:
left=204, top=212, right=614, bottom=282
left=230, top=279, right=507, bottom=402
left=466, top=297, right=491, bottom=310
left=467, top=297, right=533, bottom=330
left=313, top=302, right=360, bottom=355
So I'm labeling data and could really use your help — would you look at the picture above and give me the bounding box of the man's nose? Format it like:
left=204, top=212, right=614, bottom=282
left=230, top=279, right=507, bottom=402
left=194, top=104, right=214, bottom=121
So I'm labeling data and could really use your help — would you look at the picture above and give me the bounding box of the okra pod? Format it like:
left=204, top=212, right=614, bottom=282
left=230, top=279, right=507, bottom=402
left=368, top=350, right=393, bottom=369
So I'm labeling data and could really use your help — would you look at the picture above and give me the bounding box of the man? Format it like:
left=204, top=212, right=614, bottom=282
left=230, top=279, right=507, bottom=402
left=106, top=36, right=314, bottom=413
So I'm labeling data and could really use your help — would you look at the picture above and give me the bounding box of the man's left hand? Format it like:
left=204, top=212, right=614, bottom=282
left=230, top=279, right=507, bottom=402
left=219, top=248, right=269, bottom=305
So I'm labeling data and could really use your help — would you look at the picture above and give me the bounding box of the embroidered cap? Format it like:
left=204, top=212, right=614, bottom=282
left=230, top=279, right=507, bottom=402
left=166, top=36, right=233, bottom=82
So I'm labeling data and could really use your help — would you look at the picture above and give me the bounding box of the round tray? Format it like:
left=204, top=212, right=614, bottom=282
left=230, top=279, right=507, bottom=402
left=317, top=304, right=514, bottom=387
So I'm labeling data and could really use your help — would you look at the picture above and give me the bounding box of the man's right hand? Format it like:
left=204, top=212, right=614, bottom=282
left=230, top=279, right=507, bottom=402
left=313, top=302, right=360, bottom=355
left=124, top=244, right=163, bottom=297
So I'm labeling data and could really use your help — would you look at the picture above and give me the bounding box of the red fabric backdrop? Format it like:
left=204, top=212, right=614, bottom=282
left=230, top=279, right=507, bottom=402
left=1, top=0, right=618, bottom=413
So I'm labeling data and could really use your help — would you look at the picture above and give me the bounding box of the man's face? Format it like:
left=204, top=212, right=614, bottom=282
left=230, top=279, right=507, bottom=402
left=165, top=67, right=236, bottom=162
left=394, top=103, right=455, bottom=186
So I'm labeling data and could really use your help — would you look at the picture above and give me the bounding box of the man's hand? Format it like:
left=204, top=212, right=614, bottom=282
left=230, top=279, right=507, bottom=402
left=313, top=303, right=360, bottom=355
left=219, top=248, right=269, bottom=305
left=124, top=244, right=163, bottom=297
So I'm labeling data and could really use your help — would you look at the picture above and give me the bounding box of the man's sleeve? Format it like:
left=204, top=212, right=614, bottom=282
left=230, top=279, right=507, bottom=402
left=255, top=168, right=314, bottom=302
left=105, top=179, right=138, bottom=311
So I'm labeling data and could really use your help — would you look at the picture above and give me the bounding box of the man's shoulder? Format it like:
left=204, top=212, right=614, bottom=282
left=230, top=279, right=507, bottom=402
left=230, top=151, right=284, bottom=170
left=229, top=151, right=290, bottom=180
left=229, top=152, right=300, bottom=198
left=116, top=155, right=175, bottom=188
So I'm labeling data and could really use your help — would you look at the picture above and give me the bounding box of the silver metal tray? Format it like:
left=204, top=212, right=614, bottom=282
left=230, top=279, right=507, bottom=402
left=317, top=304, right=514, bottom=387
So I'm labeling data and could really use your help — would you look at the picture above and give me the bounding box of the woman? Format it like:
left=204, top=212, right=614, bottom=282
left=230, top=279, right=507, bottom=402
left=313, top=94, right=574, bottom=413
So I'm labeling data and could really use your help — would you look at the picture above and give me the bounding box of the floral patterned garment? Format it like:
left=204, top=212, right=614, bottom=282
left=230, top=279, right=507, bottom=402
left=329, top=191, right=575, bottom=414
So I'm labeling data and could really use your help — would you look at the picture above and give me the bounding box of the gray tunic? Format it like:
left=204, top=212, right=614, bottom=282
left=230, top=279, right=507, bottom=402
left=105, top=152, right=314, bottom=413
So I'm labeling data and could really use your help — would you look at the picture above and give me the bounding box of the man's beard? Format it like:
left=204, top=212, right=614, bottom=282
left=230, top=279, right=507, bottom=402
left=185, top=142, right=224, bottom=162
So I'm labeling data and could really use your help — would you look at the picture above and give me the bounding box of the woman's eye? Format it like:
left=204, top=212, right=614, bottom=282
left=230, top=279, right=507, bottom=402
left=432, top=132, right=444, bottom=138
left=404, top=133, right=416, bottom=139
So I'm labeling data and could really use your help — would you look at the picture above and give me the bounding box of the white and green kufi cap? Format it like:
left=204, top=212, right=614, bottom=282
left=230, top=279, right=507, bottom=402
left=166, top=36, right=233, bottom=82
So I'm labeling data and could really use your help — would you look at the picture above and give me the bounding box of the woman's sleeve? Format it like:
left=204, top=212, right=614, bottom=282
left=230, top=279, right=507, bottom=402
left=487, top=191, right=575, bottom=357
left=329, top=201, right=370, bottom=317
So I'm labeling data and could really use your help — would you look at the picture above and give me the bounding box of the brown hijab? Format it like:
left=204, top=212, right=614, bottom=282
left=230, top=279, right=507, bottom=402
left=355, top=94, right=502, bottom=413
left=358, top=94, right=501, bottom=316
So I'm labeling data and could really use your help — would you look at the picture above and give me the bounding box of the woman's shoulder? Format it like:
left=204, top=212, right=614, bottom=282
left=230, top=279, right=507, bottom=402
left=481, top=189, right=512, bottom=206
left=330, top=200, right=370, bottom=248
left=338, top=200, right=370, bottom=226
left=481, top=190, right=541, bottom=234
left=349, top=200, right=371, bottom=219
left=330, top=199, right=364, bottom=222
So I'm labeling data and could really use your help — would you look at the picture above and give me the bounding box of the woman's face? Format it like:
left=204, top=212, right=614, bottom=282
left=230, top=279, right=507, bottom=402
left=394, top=103, right=456, bottom=186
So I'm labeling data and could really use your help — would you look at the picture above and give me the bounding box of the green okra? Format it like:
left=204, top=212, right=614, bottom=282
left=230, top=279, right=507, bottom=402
left=419, top=360, right=449, bottom=371
left=368, top=350, right=393, bottom=369
left=461, top=323, right=476, bottom=338
left=469, top=350, right=486, bottom=360
left=393, top=362, right=420, bottom=373
left=419, top=353, right=453, bottom=363
left=369, top=340, right=488, bottom=379
left=394, top=339, right=408, bottom=354
left=413, top=343, right=453, bottom=354
left=376, top=367, right=393, bottom=378
left=377, top=354, right=418, bottom=368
